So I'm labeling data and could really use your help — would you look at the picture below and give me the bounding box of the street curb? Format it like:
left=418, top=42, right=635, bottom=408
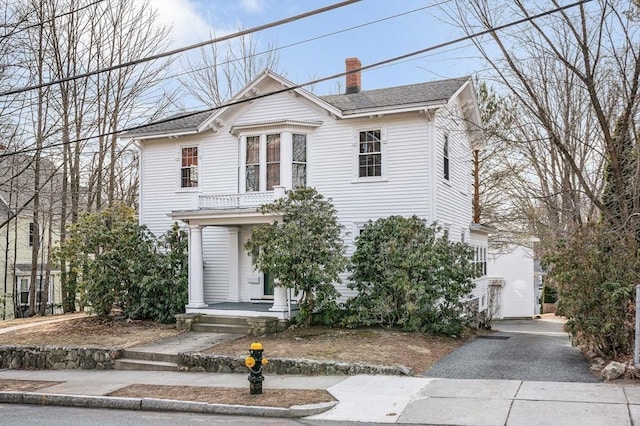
left=0, top=391, right=338, bottom=418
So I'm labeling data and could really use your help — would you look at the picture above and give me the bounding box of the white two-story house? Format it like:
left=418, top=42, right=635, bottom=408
left=126, top=58, right=489, bottom=321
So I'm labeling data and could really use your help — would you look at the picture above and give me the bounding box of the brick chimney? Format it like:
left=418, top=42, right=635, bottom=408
left=345, top=57, right=361, bottom=94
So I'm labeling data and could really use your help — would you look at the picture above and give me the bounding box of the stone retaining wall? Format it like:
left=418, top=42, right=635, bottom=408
left=177, top=352, right=412, bottom=376
left=0, top=346, right=411, bottom=376
left=0, top=346, right=123, bottom=370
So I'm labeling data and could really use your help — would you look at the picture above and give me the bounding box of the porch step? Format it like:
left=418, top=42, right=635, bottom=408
left=196, top=315, right=251, bottom=326
left=114, top=350, right=179, bottom=372
left=191, top=322, right=249, bottom=334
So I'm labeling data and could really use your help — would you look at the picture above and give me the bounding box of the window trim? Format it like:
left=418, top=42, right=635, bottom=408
left=352, top=125, right=388, bottom=183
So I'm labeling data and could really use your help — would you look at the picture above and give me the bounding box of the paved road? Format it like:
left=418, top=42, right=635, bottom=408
left=423, top=318, right=600, bottom=382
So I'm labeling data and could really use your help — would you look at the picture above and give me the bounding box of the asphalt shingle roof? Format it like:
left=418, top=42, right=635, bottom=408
left=319, top=76, right=470, bottom=112
left=124, top=76, right=469, bottom=137
left=122, top=110, right=212, bottom=137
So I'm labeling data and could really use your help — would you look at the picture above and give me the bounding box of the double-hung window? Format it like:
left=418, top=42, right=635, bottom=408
left=358, top=130, right=382, bottom=178
left=266, top=134, right=280, bottom=190
left=246, top=136, right=260, bottom=192
left=292, top=134, right=307, bottom=188
left=180, top=146, right=198, bottom=188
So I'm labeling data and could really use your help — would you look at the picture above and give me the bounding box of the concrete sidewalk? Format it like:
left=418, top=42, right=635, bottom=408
left=1, top=369, right=639, bottom=424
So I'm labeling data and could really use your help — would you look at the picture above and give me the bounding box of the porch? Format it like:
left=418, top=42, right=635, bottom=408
left=172, top=187, right=294, bottom=320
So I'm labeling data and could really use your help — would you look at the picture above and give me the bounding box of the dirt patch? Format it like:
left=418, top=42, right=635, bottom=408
left=0, top=313, right=86, bottom=329
left=0, top=315, right=183, bottom=348
left=0, top=379, right=61, bottom=392
left=108, top=384, right=334, bottom=408
left=205, top=326, right=474, bottom=374
left=0, top=316, right=476, bottom=407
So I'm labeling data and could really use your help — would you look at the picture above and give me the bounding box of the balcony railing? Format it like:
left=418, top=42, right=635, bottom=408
left=199, top=191, right=276, bottom=210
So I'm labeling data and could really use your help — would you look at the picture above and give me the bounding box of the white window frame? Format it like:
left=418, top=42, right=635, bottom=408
left=239, top=129, right=312, bottom=193
left=177, top=144, right=201, bottom=192
left=352, top=125, right=388, bottom=183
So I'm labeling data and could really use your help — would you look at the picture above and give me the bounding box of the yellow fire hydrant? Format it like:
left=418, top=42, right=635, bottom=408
left=245, top=342, right=268, bottom=394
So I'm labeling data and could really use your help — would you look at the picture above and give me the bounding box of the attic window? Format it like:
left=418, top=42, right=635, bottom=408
left=181, top=146, right=198, bottom=188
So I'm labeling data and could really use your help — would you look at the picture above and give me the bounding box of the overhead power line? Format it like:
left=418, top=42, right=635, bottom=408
left=0, top=0, right=360, bottom=97
left=0, top=0, right=105, bottom=39
left=0, top=0, right=592, bottom=159
left=0, top=1, right=446, bottom=120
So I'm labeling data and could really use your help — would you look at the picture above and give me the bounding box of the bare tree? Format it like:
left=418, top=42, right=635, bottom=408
left=179, top=31, right=281, bottom=106
left=449, top=0, right=639, bottom=244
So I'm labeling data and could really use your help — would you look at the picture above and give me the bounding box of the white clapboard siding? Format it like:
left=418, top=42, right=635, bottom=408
left=138, top=74, right=485, bottom=307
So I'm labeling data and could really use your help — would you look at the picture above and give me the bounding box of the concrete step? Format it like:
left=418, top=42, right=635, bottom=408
left=121, top=350, right=178, bottom=364
left=114, top=358, right=179, bottom=372
left=191, top=322, right=249, bottom=334
left=196, top=315, right=250, bottom=326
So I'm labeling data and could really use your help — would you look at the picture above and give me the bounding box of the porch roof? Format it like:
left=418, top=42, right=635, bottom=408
left=170, top=207, right=281, bottom=226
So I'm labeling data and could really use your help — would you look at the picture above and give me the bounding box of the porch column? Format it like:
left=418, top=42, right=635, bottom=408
left=187, top=224, right=206, bottom=308
left=227, top=227, right=241, bottom=302
left=269, top=285, right=288, bottom=313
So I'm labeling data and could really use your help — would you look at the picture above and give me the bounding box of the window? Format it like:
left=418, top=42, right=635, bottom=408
left=292, top=134, right=307, bottom=188
left=20, top=278, right=28, bottom=305
left=359, top=130, right=381, bottom=177
left=443, top=134, right=450, bottom=180
left=266, top=134, right=280, bottom=190
left=473, top=245, right=487, bottom=277
left=180, top=147, right=198, bottom=188
left=28, top=222, right=34, bottom=247
left=246, top=136, right=260, bottom=192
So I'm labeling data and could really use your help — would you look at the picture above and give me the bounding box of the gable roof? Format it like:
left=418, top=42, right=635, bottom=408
left=123, top=72, right=472, bottom=139
left=319, top=76, right=470, bottom=114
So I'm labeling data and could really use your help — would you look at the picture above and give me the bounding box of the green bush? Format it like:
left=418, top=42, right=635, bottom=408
left=543, top=224, right=639, bottom=359
left=55, top=205, right=188, bottom=323
left=343, top=216, right=479, bottom=336
left=245, top=187, right=347, bottom=326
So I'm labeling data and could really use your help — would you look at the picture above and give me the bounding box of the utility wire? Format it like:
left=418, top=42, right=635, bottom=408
left=0, top=0, right=360, bottom=97
left=0, top=1, right=444, bottom=119
left=0, top=0, right=592, bottom=159
left=0, top=0, right=105, bottom=39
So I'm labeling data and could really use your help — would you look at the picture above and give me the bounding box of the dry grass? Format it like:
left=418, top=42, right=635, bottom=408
left=0, top=315, right=477, bottom=407
left=205, top=326, right=475, bottom=374
left=0, top=315, right=183, bottom=347
left=108, top=384, right=335, bottom=408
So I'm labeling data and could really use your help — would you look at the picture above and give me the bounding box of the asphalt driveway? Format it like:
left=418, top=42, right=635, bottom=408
left=423, top=318, right=600, bottom=382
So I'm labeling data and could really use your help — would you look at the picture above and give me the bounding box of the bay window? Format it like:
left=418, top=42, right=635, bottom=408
left=239, top=131, right=309, bottom=192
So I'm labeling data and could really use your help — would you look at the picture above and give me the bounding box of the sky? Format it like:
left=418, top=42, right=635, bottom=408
left=146, top=0, right=491, bottom=106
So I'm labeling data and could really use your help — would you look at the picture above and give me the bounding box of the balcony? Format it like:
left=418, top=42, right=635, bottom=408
left=173, top=187, right=285, bottom=226
left=199, top=191, right=276, bottom=210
